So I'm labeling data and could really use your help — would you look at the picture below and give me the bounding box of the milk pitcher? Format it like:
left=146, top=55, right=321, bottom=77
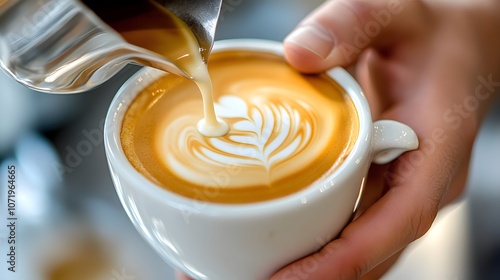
left=0, top=0, right=221, bottom=93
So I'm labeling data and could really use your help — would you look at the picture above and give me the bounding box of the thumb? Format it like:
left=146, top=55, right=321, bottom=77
left=284, top=0, right=420, bottom=73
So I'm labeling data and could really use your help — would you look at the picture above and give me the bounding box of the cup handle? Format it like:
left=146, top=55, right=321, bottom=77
left=371, top=120, right=419, bottom=164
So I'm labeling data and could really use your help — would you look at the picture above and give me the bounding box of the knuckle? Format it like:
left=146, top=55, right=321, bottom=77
left=351, top=261, right=371, bottom=280
left=410, top=201, right=439, bottom=240
left=334, top=238, right=372, bottom=280
left=335, top=0, right=374, bottom=25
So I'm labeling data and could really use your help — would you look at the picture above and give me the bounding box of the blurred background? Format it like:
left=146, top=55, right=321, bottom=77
left=0, top=0, right=499, bottom=279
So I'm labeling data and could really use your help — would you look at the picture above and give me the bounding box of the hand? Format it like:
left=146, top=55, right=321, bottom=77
left=271, top=0, right=500, bottom=279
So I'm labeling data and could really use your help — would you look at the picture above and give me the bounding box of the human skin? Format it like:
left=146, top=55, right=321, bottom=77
left=271, top=0, right=500, bottom=279
left=178, top=0, right=500, bottom=279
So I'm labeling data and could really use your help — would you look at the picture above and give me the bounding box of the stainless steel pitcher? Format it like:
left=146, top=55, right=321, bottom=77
left=0, top=0, right=222, bottom=93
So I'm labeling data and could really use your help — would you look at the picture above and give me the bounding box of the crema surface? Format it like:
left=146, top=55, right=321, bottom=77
left=121, top=51, right=358, bottom=203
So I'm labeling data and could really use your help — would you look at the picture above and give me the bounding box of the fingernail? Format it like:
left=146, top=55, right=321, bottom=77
left=285, top=24, right=335, bottom=59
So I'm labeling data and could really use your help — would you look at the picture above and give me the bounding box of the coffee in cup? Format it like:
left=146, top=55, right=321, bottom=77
left=120, top=50, right=359, bottom=203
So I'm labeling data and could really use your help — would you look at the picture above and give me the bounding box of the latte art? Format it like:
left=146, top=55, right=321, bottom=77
left=121, top=50, right=359, bottom=203
left=213, top=94, right=312, bottom=170
left=161, top=87, right=318, bottom=188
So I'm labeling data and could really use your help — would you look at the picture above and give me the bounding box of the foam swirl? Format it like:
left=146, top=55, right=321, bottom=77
left=122, top=51, right=358, bottom=202
left=160, top=87, right=317, bottom=188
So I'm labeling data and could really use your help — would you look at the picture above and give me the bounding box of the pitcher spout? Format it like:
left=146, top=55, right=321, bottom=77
left=0, top=0, right=191, bottom=93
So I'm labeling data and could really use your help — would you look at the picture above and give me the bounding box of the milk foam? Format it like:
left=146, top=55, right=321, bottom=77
left=158, top=84, right=324, bottom=188
left=190, top=64, right=229, bottom=137
left=121, top=50, right=359, bottom=202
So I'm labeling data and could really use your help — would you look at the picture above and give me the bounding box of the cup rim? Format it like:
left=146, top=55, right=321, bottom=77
left=104, top=39, right=372, bottom=215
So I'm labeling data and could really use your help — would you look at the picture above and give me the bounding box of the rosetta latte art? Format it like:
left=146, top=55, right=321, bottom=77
left=160, top=88, right=317, bottom=188
left=122, top=51, right=357, bottom=202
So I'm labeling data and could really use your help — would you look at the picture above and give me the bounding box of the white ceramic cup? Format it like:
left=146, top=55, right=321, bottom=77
left=104, top=39, right=419, bottom=280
